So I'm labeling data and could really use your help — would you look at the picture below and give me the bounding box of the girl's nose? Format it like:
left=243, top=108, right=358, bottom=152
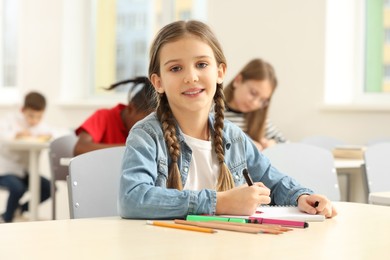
left=184, top=68, right=199, bottom=83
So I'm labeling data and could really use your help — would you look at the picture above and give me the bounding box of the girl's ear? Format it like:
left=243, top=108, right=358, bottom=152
left=151, top=74, right=164, bottom=93
left=217, top=63, right=227, bottom=84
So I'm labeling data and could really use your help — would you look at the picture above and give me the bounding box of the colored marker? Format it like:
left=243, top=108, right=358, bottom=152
left=187, top=215, right=246, bottom=223
left=243, top=168, right=254, bottom=186
left=248, top=217, right=309, bottom=228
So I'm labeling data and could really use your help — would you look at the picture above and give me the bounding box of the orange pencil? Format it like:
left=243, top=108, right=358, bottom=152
left=146, top=220, right=217, bottom=234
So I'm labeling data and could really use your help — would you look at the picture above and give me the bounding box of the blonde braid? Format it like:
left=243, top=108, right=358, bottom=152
left=213, top=84, right=235, bottom=191
left=156, top=94, right=183, bottom=190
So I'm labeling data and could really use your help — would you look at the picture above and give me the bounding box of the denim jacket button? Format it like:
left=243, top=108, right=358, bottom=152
left=234, top=174, right=239, bottom=180
left=183, top=167, right=189, bottom=173
left=226, top=143, right=231, bottom=150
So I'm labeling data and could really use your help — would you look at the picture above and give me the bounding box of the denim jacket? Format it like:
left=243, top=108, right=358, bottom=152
left=118, top=112, right=313, bottom=219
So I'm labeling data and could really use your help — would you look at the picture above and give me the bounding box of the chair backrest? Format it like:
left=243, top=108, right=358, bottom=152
left=68, top=146, right=125, bottom=219
left=300, top=135, right=345, bottom=151
left=262, top=143, right=341, bottom=201
left=49, top=134, right=78, bottom=181
left=366, top=137, right=390, bottom=146
left=364, top=142, right=390, bottom=193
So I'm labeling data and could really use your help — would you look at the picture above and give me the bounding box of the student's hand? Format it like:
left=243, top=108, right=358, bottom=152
left=216, top=182, right=271, bottom=215
left=15, top=130, right=32, bottom=139
left=297, top=194, right=338, bottom=218
left=260, top=138, right=276, bottom=149
left=253, top=140, right=264, bottom=151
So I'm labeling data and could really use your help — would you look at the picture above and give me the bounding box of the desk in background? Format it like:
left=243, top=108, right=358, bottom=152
left=369, top=191, right=390, bottom=206
left=0, top=202, right=389, bottom=259
left=2, top=139, right=49, bottom=221
left=334, top=158, right=368, bottom=203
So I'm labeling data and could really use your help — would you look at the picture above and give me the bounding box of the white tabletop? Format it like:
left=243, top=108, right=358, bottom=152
left=2, top=138, right=49, bottom=150
left=369, top=191, right=390, bottom=206
left=0, top=202, right=389, bottom=259
left=333, top=158, right=364, bottom=169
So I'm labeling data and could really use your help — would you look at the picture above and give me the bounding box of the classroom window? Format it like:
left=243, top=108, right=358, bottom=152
left=324, top=0, right=390, bottom=109
left=92, top=0, right=207, bottom=97
left=0, top=0, right=19, bottom=103
left=61, top=0, right=207, bottom=104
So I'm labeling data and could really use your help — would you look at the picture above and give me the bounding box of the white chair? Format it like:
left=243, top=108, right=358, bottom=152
left=364, top=143, right=390, bottom=205
left=263, top=143, right=341, bottom=201
left=48, top=133, right=77, bottom=220
left=300, top=135, right=345, bottom=151
left=68, top=146, right=125, bottom=219
left=366, top=137, right=390, bottom=146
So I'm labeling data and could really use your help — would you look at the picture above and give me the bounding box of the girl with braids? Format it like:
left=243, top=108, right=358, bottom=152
left=119, top=20, right=337, bottom=219
left=73, top=77, right=156, bottom=155
left=224, top=58, right=287, bottom=151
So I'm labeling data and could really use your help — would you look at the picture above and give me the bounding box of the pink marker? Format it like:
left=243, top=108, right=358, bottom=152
left=248, top=217, right=309, bottom=228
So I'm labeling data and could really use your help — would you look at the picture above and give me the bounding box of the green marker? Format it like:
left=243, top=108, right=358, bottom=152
left=186, top=215, right=246, bottom=223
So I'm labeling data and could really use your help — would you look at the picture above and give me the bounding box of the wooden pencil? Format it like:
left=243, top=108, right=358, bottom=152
left=146, top=220, right=217, bottom=234
left=219, top=221, right=293, bottom=232
left=174, top=219, right=282, bottom=235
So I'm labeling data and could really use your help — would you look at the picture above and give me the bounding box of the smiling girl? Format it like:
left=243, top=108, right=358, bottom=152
left=118, top=20, right=337, bottom=219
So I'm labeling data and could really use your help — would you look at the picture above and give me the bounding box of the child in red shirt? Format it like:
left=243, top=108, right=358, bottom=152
left=74, top=77, right=156, bottom=155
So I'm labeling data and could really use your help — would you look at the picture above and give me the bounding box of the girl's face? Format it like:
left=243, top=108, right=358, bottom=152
left=229, top=76, right=273, bottom=113
left=151, top=35, right=225, bottom=116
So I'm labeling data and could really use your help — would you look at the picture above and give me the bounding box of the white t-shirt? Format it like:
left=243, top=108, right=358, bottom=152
left=182, top=133, right=219, bottom=190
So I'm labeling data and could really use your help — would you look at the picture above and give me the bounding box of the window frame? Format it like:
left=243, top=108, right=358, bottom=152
left=323, top=0, right=390, bottom=111
left=0, top=0, right=20, bottom=105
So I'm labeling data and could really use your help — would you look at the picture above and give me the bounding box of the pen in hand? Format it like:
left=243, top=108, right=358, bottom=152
left=242, top=168, right=254, bottom=186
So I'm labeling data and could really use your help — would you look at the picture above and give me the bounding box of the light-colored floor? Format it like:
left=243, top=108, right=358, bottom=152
left=0, top=150, right=70, bottom=222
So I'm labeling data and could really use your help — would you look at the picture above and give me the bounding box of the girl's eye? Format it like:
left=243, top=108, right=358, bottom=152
left=197, top=62, right=208, bottom=69
left=170, top=66, right=182, bottom=72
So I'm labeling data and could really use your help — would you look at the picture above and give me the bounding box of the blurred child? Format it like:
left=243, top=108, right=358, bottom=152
left=0, top=91, right=52, bottom=222
left=224, top=58, right=286, bottom=150
left=73, top=76, right=157, bottom=155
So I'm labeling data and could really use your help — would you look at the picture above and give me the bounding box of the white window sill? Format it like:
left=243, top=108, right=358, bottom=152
left=320, top=103, right=390, bottom=112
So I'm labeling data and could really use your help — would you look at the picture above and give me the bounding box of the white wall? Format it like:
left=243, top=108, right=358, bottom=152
left=1, top=0, right=389, bottom=145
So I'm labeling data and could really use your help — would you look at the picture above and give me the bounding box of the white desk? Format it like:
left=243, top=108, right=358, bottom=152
left=3, top=139, right=49, bottom=220
left=334, top=158, right=364, bottom=169
left=334, top=158, right=368, bottom=203
left=369, top=191, right=390, bottom=206
left=59, top=157, right=71, bottom=166
left=0, top=202, right=389, bottom=259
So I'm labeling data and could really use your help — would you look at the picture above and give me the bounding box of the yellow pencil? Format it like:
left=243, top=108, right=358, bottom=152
left=146, top=220, right=217, bottom=234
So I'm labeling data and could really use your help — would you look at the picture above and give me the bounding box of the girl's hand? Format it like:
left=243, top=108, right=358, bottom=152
left=297, top=194, right=338, bottom=218
left=216, top=182, right=271, bottom=215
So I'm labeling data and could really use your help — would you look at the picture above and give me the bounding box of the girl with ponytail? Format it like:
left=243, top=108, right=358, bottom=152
left=74, top=77, right=156, bottom=155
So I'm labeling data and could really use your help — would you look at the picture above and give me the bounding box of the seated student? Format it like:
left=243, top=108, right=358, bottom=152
left=73, top=76, right=156, bottom=155
left=118, top=20, right=337, bottom=220
left=0, top=91, right=52, bottom=223
left=224, top=58, right=286, bottom=150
